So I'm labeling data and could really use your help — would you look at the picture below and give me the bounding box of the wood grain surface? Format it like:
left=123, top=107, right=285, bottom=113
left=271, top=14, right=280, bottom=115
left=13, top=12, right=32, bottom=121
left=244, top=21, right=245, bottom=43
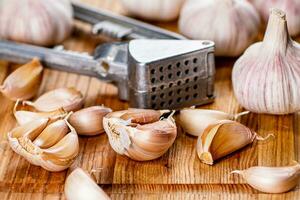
left=0, top=0, right=299, bottom=199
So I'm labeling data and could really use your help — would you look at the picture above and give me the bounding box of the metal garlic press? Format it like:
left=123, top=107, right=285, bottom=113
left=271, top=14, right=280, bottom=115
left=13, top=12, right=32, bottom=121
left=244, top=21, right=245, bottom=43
left=0, top=2, right=215, bottom=109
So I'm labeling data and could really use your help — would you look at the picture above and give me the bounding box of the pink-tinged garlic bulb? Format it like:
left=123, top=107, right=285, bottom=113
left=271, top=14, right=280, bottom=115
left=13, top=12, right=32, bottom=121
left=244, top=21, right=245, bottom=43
left=232, top=9, right=300, bottom=114
left=120, top=0, right=186, bottom=21
left=251, top=0, right=300, bottom=36
left=179, top=0, right=260, bottom=56
left=0, top=0, right=73, bottom=46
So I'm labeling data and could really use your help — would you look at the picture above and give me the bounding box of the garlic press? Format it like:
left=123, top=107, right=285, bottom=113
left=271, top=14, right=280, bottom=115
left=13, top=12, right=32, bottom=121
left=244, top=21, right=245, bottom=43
left=0, top=2, right=215, bottom=109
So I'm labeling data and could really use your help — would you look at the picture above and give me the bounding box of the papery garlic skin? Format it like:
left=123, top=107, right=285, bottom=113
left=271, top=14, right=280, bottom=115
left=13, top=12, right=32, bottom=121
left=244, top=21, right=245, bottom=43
left=231, top=162, right=300, bottom=193
left=103, top=109, right=177, bottom=161
left=179, top=0, right=260, bottom=56
left=0, top=0, right=73, bottom=46
left=251, top=0, right=300, bottom=36
left=178, top=108, right=249, bottom=136
left=232, top=9, right=300, bottom=114
left=7, top=116, right=79, bottom=172
left=69, top=106, right=112, bottom=136
left=23, top=87, right=84, bottom=112
left=0, top=58, right=43, bottom=101
left=120, top=0, right=185, bottom=21
left=65, top=168, right=110, bottom=200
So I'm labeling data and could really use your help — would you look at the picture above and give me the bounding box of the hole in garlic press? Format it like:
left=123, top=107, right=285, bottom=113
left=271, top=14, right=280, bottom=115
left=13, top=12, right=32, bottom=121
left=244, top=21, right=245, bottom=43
left=184, top=60, right=189, bottom=65
left=151, top=78, right=155, bottom=83
left=193, top=58, right=198, bottom=63
left=151, top=69, right=155, bottom=74
left=168, top=64, right=172, bottom=70
left=176, top=62, right=180, bottom=67
left=159, top=66, right=164, bottom=72
left=152, top=87, right=156, bottom=92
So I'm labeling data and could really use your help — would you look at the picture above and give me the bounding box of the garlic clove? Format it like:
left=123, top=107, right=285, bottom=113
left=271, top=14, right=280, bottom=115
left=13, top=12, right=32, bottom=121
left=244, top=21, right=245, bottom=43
left=232, top=9, right=300, bottom=114
left=14, top=100, right=67, bottom=125
left=196, top=120, right=258, bottom=165
left=33, top=119, right=69, bottom=148
left=103, top=109, right=177, bottom=161
left=7, top=116, right=79, bottom=172
left=231, top=162, right=300, bottom=193
left=23, top=87, right=84, bottom=112
left=178, top=108, right=249, bottom=136
left=179, top=0, right=260, bottom=56
left=64, top=168, right=110, bottom=200
left=68, top=106, right=112, bottom=136
left=0, top=58, right=43, bottom=101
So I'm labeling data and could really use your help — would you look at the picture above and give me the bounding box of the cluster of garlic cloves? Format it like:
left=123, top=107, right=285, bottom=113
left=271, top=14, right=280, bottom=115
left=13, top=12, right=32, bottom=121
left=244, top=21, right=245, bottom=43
left=179, top=0, right=260, bottom=56
left=178, top=108, right=249, bottom=136
left=103, top=109, right=177, bottom=161
left=65, top=168, right=110, bottom=200
left=231, top=162, right=300, bottom=193
left=232, top=9, right=300, bottom=114
left=7, top=115, right=79, bottom=172
left=196, top=120, right=269, bottom=165
left=0, top=58, right=43, bottom=101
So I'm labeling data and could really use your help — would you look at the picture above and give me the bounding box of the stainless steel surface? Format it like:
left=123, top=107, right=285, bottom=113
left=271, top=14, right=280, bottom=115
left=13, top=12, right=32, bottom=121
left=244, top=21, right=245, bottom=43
left=72, top=1, right=185, bottom=40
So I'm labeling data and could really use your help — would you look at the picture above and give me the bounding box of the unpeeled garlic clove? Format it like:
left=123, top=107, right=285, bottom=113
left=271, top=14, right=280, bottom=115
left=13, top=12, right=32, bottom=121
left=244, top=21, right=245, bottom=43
left=69, top=106, right=112, bottom=136
left=7, top=116, right=79, bottom=171
left=64, top=168, right=110, bottom=200
left=231, top=162, right=300, bottom=193
left=178, top=108, right=249, bottom=136
left=232, top=9, right=300, bottom=114
left=0, top=58, right=43, bottom=101
left=13, top=100, right=67, bottom=125
left=103, top=109, right=177, bottom=161
left=23, top=87, right=84, bottom=112
left=197, top=120, right=268, bottom=165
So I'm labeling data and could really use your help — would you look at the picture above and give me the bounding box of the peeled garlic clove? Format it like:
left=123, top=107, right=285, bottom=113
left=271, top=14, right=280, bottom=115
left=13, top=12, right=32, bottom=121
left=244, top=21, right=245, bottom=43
left=0, top=0, right=73, bottom=46
left=231, top=162, right=300, bottom=193
left=65, top=168, right=110, bottom=200
left=120, top=0, right=185, bottom=21
left=33, top=119, right=69, bottom=148
left=7, top=116, right=79, bottom=171
left=103, top=109, right=177, bottom=161
left=23, top=87, right=84, bottom=112
left=69, top=106, right=112, bottom=136
left=197, top=120, right=258, bottom=165
left=120, top=108, right=164, bottom=124
left=178, top=108, right=249, bottom=136
left=179, top=0, right=260, bottom=56
left=232, top=9, right=300, bottom=114
left=252, top=0, right=300, bottom=36
left=14, top=100, right=67, bottom=125
left=0, top=58, right=43, bottom=101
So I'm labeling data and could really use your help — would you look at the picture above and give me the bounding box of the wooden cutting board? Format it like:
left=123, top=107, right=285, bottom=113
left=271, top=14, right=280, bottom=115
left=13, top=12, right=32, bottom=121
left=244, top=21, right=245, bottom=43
left=0, top=0, right=299, bottom=199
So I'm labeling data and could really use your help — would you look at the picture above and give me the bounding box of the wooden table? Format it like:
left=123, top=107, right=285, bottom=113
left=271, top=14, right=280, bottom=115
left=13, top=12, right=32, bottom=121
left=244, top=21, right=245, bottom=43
left=0, top=0, right=299, bottom=199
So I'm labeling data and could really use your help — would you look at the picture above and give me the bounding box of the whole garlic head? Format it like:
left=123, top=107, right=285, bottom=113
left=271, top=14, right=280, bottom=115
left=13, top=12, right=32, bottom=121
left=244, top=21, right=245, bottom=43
left=251, top=0, right=300, bottom=36
left=103, top=109, right=177, bottom=161
left=232, top=9, right=300, bottom=114
left=120, top=0, right=185, bottom=21
left=0, top=0, right=73, bottom=46
left=179, top=0, right=260, bottom=56
left=7, top=116, right=79, bottom=171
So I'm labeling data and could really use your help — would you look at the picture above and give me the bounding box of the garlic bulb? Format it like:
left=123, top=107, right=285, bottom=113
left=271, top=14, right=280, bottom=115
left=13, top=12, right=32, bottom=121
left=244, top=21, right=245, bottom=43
left=14, top=100, right=67, bottom=125
left=197, top=120, right=270, bottom=165
left=231, top=162, right=300, bottom=193
left=7, top=116, right=79, bottom=171
left=65, top=168, right=110, bottom=200
left=179, top=0, right=260, bottom=56
left=120, top=0, right=185, bottom=21
left=178, top=108, right=249, bottom=136
left=23, top=87, right=84, bottom=112
left=69, top=106, right=112, bottom=136
left=251, top=0, right=300, bottom=36
left=0, top=0, right=73, bottom=46
left=232, top=9, right=300, bottom=114
left=103, top=109, right=177, bottom=161
left=0, top=58, right=43, bottom=101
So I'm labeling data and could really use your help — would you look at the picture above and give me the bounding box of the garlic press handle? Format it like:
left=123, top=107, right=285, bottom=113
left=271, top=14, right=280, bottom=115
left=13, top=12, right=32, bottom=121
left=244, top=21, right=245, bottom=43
left=0, top=40, right=109, bottom=79
left=72, top=1, right=185, bottom=40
